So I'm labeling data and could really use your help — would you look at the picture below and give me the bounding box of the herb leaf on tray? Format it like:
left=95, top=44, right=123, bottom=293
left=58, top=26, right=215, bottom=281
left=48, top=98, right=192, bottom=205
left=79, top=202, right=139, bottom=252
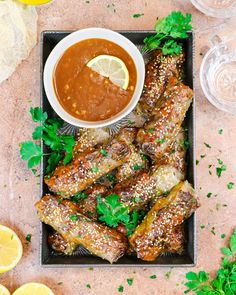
left=184, top=228, right=236, bottom=295
left=20, top=107, right=75, bottom=173
left=143, top=11, right=192, bottom=55
left=96, top=194, right=142, bottom=235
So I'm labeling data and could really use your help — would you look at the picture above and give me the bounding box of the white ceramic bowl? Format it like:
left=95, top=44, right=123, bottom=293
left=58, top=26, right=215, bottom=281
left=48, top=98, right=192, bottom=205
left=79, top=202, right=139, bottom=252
left=43, top=28, right=145, bottom=128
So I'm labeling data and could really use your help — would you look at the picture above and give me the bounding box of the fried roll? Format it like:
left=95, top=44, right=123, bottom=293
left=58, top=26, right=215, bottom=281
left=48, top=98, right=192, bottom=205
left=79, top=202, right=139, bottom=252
left=45, top=138, right=131, bottom=197
left=129, top=181, right=199, bottom=261
left=136, top=78, right=193, bottom=160
left=36, top=195, right=127, bottom=263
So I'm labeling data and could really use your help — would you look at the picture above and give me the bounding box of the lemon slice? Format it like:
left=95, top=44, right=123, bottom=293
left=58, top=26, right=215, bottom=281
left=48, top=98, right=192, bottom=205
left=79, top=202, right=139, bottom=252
left=13, top=283, right=54, bottom=295
left=87, top=55, right=129, bottom=90
left=0, top=225, right=23, bottom=273
left=17, top=0, right=53, bottom=5
left=0, top=285, right=10, bottom=295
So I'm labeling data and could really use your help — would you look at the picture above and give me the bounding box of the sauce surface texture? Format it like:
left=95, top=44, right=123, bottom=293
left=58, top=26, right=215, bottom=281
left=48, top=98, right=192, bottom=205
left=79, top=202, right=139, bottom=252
left=53, top=38, right=137, bottom=121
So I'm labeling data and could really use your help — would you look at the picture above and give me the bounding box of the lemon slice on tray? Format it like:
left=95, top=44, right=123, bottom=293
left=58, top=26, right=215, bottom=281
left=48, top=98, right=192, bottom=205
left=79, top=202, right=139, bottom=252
left=17, top=0, right=53, bottom=5
left=87, top=55, right=129, bottom=90
left=0, top=285, right=10, bottom=295
left=13, top=283, right=54, bottom=295
left=0, top=225, right=23, bottom=274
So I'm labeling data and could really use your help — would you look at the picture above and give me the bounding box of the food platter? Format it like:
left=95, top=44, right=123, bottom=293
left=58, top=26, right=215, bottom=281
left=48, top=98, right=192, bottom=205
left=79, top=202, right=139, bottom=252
left=40, top=30, right=196, bottom=267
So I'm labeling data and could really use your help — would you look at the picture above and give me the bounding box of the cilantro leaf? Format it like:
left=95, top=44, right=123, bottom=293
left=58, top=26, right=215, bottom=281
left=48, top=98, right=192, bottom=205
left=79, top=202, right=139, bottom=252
left=20, top=141, right=42, bottom=168
left=118, top=285, right=124, bottom=292
left=227, top=182, right=234, bottom=190
left=30, top=107, right=47, bottom=123
left=143, top=11, right=192, bottom=55
left=133, top=13, right=144, bottom=18
left=32, top=126, right=43, bottom=140
left=71, top=192, right=88, bottom=203
left=46, top=152, right=62, bottom=174
left=127, top=278, right=133, bottom=286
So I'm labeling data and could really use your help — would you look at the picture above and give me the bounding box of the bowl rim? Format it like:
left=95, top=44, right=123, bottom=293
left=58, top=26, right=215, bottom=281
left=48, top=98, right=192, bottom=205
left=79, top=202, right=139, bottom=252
left=43, top=27, right=145, bottom=128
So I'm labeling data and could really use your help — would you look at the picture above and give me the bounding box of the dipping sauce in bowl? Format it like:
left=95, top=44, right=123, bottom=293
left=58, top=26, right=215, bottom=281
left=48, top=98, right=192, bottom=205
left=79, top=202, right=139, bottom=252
left=53, top=38, right=137, bottom=122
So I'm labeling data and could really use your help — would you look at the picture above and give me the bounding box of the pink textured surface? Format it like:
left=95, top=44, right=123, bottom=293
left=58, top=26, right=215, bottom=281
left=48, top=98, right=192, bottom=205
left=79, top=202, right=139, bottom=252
left=0, top=1, right=236, bottom=294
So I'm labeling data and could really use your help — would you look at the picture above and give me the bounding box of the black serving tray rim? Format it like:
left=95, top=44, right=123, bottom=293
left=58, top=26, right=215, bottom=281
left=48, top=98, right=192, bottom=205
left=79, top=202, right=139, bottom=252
left=39, top=30, right=196, bottom=268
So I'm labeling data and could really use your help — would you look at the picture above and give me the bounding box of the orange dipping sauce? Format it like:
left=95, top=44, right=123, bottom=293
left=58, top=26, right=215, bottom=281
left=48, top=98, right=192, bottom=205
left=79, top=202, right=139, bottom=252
left=53, top=38, right=137, bottom=122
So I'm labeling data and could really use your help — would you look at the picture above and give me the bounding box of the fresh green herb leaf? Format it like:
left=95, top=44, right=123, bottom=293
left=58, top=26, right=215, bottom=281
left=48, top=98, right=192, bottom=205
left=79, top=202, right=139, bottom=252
left=46, top=152, right=62, bottom=174
left=149, top=275, right=157, bottom=279
left=216, top=163, right=227, bottom=178
left=100, top=149, right=108, bottom=157
left=143, top=11, right=192, bottom=55
left=128, top=120, right=135, bottom=125
left=133, top=13, right=144, bottom=18
left=125, top=210, right=142, bottom=236
left=218, top=129, right=223, bottom=135
left=204, top=142, right=211, bottom=148
left=147, top=128, right=154, bottom=133
left=118, top=285, right=124, bottom=292
left=30, top=107, right=47, bottom=123
left=207, top=192, right=212, bottom=198
left=127, top=278, right=133, bottom=286
left=20, top=141, right=42, bottom=169
left=156, top=138, right=165, bottom=143
left=25, top=234, right=32, bottom=242
left=196, top=160, right=199, bottom=165
left=31, top=168, right=37, bottom=175
left=71, top=192, right=88, bottom=203
left=91, top=166, right=99, bottom=173
left=32, top=126, right=43, bottom=140
left=86, top=284, right=91, bottom=289
left=69, top=214, right=78, bottom=221
left=221, top=234, right=226, bottom=239
left=200, top=225, right=205, bottom=229
left=227, top=182, right=234, bottom=190
left=133, top=164, right=143, bottom=170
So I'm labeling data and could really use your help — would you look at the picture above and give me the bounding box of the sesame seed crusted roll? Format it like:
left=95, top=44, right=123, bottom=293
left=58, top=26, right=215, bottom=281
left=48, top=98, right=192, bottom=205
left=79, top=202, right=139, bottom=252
left=129, top=181, right=199, bottom=261
left=45, top=138, right=131, bottom=198
left=136, top=78, right=193, bottom=160
left=36, top=195, right=127, bottom=264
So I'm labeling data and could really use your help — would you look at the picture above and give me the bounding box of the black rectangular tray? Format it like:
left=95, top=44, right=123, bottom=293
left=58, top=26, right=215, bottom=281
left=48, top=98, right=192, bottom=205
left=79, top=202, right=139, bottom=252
left=40, top=30, right=196, bottom=267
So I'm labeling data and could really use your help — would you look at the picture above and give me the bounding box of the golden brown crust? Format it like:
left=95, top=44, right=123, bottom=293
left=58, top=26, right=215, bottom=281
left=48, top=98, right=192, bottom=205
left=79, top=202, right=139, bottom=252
left=35, top=195, right=127, bottom=263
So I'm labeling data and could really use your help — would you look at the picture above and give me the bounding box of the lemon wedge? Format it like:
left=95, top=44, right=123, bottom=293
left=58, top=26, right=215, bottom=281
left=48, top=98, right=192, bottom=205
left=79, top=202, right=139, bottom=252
left=0, top=285, right=10, bottom=295
left=13, top=283, right=54, bottom=295
left=87, top=55, right=129, bottom=90
left=0, top=225, right=23, bottom=273
left=17, top=0, right=53, bottom=5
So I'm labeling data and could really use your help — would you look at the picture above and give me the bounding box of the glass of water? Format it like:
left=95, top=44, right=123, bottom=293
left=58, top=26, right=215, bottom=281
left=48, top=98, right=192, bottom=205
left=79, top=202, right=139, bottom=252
left=200, top=35, right=236, bottom=114
left=191, top=0, right=236, bottom=18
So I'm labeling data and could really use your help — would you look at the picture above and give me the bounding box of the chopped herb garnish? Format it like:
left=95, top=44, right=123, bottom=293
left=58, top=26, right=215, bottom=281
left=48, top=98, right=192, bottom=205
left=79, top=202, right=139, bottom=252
left=69, top=214, right=78, bottom=221
left=216, top=163, right=227, bottom=178
left=86, top=284, right=91, bottom=289
left=227, top=182, right=234, bottom=190
left=71, top=192, right=88, bottom=203
left=100, top=149, right=108, bottom=157
left=133, top=164, right=143, bottom=170
left=217, top=159, right=223, bottom=165
left=128, top=120, right=135, bottom=125
left=118, top=285, right=124, bottom=292
left=196, top=160, right=199, bottom=165
left=218, top=129, right=223, bottom=135
left=221, top=234, right=226, bottom=239
left=91, top=166, right=99, bottom=173
left=156, top=138, right=165, bottom=143
left=149, top=275, right=157, bottom=279
left=78, top=234, right=82, bottom=238
left=207, top=192, right=212, bottom=198
left=25, top=234, right=32, bottom=242
left=127, top=278, right=133, bottom=286
left=204, top=142, right=211, bottom=148
left=200, top=225, right=205, bottom=229
left=165, top=271, right=171, bottom=279
left=147, top=128, right=154, bottom=133
left=211, top=227, right=216, bottom=235
left=200, top=154, right=206, bottom=159
left=133, top=13, right=144, bottom=18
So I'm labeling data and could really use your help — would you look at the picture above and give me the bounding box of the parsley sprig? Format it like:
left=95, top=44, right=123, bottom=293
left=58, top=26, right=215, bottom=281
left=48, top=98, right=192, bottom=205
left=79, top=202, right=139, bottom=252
left=96, top=194, right=142, bottom=236
left=143, top=11, right=192, bottom=55
left=20, top=107, right=75, bottom=173
left=184, top=229, right=236, bottom=295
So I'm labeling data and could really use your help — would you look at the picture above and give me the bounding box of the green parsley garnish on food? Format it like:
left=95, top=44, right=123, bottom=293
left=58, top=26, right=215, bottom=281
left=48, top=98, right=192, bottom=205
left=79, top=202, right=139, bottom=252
left=96, top=194, right=142, bottom=235
left=118, top=285, right=124, bottom=292
left=90, top=166, right=99, bottom=173
left=71, top=192, right=88, bottom=203
left=133, top=164, right=143, bottom=170
left=100, top=149, right=108, bottom=157
left=196, top=160, right=199, bottom=165
left=142, top=11, right=192, bottom=55
left=133, top=13, right=144, bottom=18
left=149, top=275, right=157, bottom=279
left=227, top=182, right=234, bottom=190
left=127, top=278, right=133, bottom=286
left=216, top=160, right=227, bottom=178
left=184, top=229, right=236, bottom=295
left=20, top=107, right=75, bottom=173
left=156, top=138, right=165, bottom=143
left=68, top=214, right=78, bottom=221
left=25, top=234, right=32, bottom=242
left=204, top=142, right=211, bottom=149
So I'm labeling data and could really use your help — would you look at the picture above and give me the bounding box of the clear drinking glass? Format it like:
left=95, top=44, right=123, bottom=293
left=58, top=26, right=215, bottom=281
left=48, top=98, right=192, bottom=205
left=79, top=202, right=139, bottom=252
left=200, top=36, right=236, bottom=114
left=191, top=0, right=236, bottom=18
